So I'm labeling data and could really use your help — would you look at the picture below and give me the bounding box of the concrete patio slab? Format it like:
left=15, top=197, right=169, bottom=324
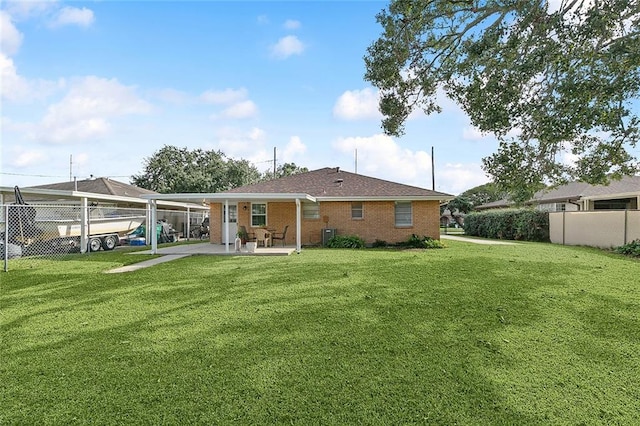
left=105, top=243, right=297, bottom=273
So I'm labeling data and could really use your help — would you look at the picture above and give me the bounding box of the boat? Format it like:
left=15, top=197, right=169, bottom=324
left=3, top=186, right=146, bottom=253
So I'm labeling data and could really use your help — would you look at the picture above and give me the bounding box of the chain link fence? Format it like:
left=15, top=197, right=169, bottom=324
left=2, top=204, right=208, bottom=272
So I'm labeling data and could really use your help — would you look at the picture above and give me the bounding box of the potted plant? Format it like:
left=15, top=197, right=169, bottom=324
left=236, top=228, right=248, bottom=244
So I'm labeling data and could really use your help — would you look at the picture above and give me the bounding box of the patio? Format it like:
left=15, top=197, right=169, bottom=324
left=132, top=242, right=297, bottom=256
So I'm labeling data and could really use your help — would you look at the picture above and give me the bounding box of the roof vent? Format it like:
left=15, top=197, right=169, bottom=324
left=335, top=167, right=340, bottom=173
left=335, top=178, right=343, bottom=187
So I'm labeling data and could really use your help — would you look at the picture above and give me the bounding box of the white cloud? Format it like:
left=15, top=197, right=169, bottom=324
left=438, top=163, right=490, bottom=195
left=283, top=136, right=306, bottom=159
left=1, top=53, right=63, bottom=102
left=218, top=100, right=258, bottom=119
left=50, top=6, right=95, bottom=28
left=201, top=87, right=248, bottom=104
left=213, top=126, right=269, bottom=163
left=462, top=126, right=490, bottom=141
left=333, top=133, right=432, bottom=185
left=333, top=88, right=381, bottom=120
left=270, top=35, right=305, bottom=59
left=36, top=76, right=151, bottom=143
left=0, top=11, right=23, bottom=56
left=283, top=19, right=301, bottom=30
left=13, top=148, right=46, bottom=167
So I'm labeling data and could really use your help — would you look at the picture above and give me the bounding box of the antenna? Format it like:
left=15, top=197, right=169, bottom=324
left=273, top=147, right=277, bottom=177
left=69, top=154, right=73, bottom=182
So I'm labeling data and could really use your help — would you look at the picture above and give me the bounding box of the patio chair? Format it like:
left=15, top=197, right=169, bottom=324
left=238, top=226, right=255, bottom=243
left=271, top=225, right=288, bottom=246
left=254, top=228, right=271, bottom=247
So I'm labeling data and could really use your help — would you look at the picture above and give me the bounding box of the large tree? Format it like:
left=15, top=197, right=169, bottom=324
left=365, top=0, right=640, bottom=201
left=459, top=182, right=508, bottom=207
left=260, top=162, right=309, bottom=181
left=132, top=145, right=261, bottom=193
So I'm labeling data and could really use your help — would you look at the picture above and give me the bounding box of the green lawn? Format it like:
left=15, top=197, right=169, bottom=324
left=1, top=242, right=639, bottom=425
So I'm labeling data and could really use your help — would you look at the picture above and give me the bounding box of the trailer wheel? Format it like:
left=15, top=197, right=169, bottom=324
left=102, top=235, right=118, bottom=251
left=89, top=237, right=102, bottom=252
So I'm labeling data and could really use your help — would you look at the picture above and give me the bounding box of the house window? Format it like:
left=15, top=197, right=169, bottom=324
left=251, top=203, right=267, bottom=227
left=303, top=202, right=320, bottom=219
left=555, top=203, right=566, bottom=212
left=351, top=202, right=363, bottom=219
left=395, top=201, right=412, bottom=227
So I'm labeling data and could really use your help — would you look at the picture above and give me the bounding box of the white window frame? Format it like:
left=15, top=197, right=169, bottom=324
left=251, top=203, right=267, bottom=227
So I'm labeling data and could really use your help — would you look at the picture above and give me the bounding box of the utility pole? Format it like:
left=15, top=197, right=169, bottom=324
left=273, top=147, right=277, bottom=177
left=69, top=154, right=73, bottom=181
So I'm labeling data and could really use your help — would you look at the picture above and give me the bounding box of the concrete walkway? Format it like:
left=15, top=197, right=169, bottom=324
left=105, top=243, right=297, bottom=274
left=440, top=234, right=519, bottom=245
left=105, top=254, right=190, bottom=274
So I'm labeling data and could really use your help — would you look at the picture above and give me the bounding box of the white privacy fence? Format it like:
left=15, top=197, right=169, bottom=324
left=1, top=204, right=207, bottom=271
left=549, top=210, right=640, bottom=248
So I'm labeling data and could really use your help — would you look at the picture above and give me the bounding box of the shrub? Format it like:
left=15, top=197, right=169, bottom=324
left=465, top=209, right=549, bottom=242
left=372, top=239, right=388, bottom=248
left=326, top=235, right=365, bottom=249
left=614, top=240, right=640, bottom=257
left=398, top=234, right=445, bottom=249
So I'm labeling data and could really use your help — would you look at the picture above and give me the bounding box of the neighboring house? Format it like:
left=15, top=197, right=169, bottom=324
left=475, top=176, right=640, bottom=212
left=440, top=209, right=465, bottom=227
left=144, top=167, right=454, bottom=249
left=28, top=177, right=158, bottom=206
left=1, top=177, right=208, bottom=236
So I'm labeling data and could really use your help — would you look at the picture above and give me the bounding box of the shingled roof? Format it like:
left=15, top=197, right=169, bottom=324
left=224, top=167, right=452, bottom=199
left=532, top=175, right=640, bottom=203
left=29, top=177, right=157, bottom=198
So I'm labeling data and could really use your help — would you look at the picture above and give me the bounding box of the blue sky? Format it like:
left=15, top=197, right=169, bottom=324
left=2, top=1, right=502, bottom=195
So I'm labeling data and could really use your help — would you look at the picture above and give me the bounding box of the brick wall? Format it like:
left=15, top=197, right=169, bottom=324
left=209, top=200, right=440, bottom=245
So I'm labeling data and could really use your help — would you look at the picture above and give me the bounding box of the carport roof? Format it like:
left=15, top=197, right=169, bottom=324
left=141, top=192, right=316, bottom=204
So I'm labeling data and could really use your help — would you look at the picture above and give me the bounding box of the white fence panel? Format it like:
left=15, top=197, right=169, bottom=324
left=550, top=210, right=640, bottom=248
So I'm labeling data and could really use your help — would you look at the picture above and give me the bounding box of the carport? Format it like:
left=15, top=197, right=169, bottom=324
left=142, top=192, right=316, bottom=255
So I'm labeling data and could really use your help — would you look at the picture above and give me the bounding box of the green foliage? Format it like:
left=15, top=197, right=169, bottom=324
left=364, top=0, right=640, bottom=201
left=399, top=234, right=446, bottom=249
left=260, top=162, right=309, bottom=181
left=459, top=182, right=508, bottom=208
left=615, top=239, right=640, bottom=257
left=372, top=239, right=388, bottom=248
left=465, top=209, right=550, bottom=242
left=326, top=235, right=365, bottom=248
left=4, top=244, right=640, bottom=424
left=132, top=145, right=261, bottom=193
left=2, top=244, right=640, bottom=424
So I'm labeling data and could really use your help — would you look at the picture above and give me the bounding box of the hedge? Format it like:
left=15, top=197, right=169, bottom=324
left=464, top=209, right=549, bottom=242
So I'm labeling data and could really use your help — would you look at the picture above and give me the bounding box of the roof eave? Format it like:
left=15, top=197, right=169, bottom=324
left=316, top=195, right=454, bottom=202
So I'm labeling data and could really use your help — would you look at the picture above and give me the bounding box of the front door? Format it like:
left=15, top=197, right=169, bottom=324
left=222, top=204, right=238, bottom=244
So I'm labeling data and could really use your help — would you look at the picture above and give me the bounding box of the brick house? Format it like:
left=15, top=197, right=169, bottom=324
left=208, top=167, right=453, bottom=248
